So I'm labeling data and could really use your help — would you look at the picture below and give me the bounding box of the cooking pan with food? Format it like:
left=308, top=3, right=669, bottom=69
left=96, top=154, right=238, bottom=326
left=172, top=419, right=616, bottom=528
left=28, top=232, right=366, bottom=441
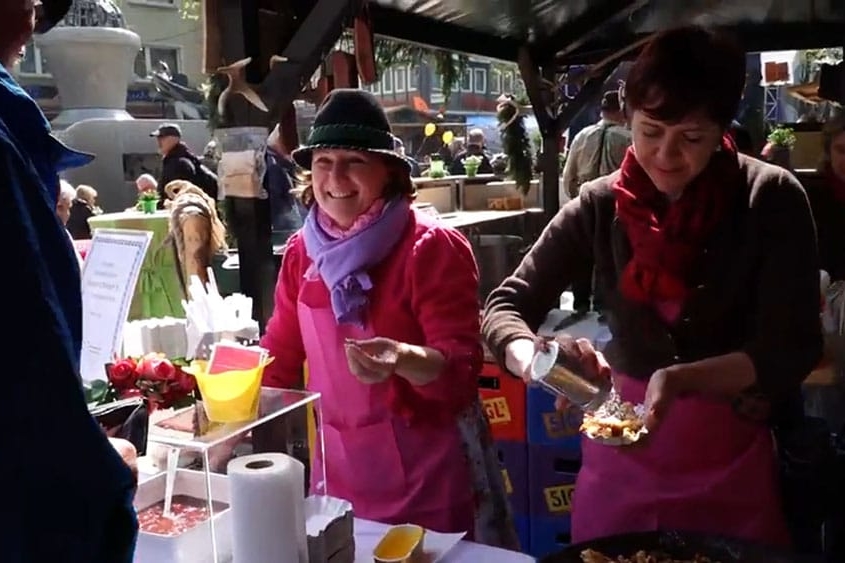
left=540, top=531, right=823, bottom=563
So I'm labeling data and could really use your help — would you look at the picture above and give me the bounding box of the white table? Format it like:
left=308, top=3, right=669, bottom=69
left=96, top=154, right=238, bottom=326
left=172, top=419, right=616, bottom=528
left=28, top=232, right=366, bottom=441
left=354, top=518, right=536, bottom=563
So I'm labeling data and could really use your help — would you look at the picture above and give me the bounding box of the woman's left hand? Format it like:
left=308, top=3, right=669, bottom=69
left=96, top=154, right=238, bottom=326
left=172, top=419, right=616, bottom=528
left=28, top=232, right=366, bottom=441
left=344, top=337, right=403, bottom=384
left=643, top=366, right=685, bottom=431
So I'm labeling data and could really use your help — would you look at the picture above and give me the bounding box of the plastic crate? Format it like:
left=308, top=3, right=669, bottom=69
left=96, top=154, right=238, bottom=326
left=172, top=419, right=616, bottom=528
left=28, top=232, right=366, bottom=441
left=529, top=515, right=572, bottom=559
left=513, top=513, right=531, bottom=554
left=496, top=440, right=528, bottom=514
left=479, top=362, right=527, bottom=441
left=526, top=385, right=583, bottom=457
left=527, top=444, right=580, bottom=519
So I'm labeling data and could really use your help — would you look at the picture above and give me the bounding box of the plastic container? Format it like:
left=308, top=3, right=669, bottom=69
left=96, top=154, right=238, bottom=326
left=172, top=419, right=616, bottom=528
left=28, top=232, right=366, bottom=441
left=186, top=359, right=271, bottom=423
left=134, top=469, right=233, bottom=563
left=373, top=524, right=426, bottom=563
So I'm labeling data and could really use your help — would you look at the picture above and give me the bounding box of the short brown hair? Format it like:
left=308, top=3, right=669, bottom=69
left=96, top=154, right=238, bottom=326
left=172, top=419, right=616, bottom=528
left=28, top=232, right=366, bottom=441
left=623, top=26, right=745, bottom=128
left=294, top=153, right=416, bottom=206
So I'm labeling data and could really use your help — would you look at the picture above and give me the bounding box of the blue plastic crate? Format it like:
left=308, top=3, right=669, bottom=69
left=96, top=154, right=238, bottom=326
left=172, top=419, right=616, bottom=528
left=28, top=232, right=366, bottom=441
left=529, top=515, right=572, bottom=559
left=527, top=444, right=580, bottom=519
left=526, top=385, right=583, bottom=456
left=512, top=513, right=531, bottom=553
left=496, top=440, right=529, bottom=514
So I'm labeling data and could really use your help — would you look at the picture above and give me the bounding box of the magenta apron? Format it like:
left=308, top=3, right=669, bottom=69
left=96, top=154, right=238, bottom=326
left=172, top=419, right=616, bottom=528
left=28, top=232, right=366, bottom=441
left=571, top=302, right=789, bottom=546
left=296, top=270, right=475, bottom=534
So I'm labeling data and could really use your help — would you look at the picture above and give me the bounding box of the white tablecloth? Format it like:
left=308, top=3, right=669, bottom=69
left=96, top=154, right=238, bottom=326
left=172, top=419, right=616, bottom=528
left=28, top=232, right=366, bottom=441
left=354, top=518, right=536, bottom=563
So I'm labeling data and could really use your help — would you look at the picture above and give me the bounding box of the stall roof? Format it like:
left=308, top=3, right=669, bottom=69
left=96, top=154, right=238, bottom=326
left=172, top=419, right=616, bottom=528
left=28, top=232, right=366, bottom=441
left=367, top=0, right=845, bottom=64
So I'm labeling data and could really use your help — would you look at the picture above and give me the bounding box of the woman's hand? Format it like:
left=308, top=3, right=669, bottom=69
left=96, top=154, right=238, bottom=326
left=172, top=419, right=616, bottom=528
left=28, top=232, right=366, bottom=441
left=504, top=337, right=539, bottom=383
left=344, top=337, right=401, bottom=384
left=552, top=336, right=611, bottom=411
left=643, top=366, right=685, bottom=431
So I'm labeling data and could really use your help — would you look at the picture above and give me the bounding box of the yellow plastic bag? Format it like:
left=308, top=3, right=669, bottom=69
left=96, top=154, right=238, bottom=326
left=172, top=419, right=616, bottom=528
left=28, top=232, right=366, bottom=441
left=184, top=358, right=274, bottom=423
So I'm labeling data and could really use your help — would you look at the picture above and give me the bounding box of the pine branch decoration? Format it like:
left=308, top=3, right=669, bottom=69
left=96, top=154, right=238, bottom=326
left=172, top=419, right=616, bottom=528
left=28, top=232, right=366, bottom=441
left=496, top=95, right=533, bottom=195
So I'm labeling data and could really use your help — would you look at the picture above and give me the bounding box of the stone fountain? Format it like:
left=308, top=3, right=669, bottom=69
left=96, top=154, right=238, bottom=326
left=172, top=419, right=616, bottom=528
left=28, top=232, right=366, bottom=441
left=35, top=0, right=141, bottom=128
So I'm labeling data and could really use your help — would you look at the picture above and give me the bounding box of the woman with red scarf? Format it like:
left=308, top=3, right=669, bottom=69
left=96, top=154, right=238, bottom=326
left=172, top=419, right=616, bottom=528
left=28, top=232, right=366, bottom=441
left=803, top=116, right=845, bottom=281
left=483, top=26, right=822, bottom=546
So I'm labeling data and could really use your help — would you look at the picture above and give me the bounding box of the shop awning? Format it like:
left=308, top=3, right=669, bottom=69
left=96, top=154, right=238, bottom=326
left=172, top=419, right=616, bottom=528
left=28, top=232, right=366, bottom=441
left=367, top=0, right=845, bottom=64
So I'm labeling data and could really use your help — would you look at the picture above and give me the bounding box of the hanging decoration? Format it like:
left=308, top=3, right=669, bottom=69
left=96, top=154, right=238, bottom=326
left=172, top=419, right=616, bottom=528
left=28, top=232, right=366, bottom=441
left=424, top=123, right=436, bottom=137
left=496, top=94, right=533, bottom=195
left=441, top=130, right=454, bottom=145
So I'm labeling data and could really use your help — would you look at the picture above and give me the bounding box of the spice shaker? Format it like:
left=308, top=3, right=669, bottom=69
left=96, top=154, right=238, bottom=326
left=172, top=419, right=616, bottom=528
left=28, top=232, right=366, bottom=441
left=529, top=337, right=611, bottom=412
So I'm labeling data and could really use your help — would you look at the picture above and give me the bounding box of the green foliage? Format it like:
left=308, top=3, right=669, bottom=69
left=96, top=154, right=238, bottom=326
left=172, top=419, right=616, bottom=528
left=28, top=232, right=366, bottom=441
left=180, top=0, right=201, bottom=20
left=767, top=126, right=796, bottom=149
left=372, top=37, right=468, bottom=103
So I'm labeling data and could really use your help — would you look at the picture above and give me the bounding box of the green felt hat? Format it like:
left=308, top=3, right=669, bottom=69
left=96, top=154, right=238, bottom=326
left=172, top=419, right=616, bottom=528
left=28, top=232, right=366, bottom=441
left=292, top=89, right=410, bottom=172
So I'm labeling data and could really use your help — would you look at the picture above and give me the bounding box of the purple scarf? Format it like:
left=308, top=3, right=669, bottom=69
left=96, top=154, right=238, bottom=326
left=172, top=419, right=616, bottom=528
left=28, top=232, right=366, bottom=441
left=303, top=197, right=412, bottom=326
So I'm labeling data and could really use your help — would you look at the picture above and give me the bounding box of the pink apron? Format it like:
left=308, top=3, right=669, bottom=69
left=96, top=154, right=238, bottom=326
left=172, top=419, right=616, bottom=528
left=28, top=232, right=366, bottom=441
left=571, top=302, right=790, bottom=546
left=296, top=270, right=475, bottom=534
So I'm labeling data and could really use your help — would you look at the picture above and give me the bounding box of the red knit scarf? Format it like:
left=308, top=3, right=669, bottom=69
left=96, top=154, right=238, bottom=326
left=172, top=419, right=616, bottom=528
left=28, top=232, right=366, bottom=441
left=613, top=135, right=739, bottom=304
left=825, top=166, right=845, bottom=205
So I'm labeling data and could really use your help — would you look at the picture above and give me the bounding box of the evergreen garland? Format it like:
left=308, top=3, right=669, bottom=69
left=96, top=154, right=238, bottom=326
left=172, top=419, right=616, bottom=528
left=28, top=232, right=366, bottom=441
left=496, top=95, right=533, bottom=195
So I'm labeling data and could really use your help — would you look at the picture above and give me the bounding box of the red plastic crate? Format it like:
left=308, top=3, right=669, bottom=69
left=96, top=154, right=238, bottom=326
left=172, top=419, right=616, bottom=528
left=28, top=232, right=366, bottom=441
left=478, top=362, right=527, bottom=441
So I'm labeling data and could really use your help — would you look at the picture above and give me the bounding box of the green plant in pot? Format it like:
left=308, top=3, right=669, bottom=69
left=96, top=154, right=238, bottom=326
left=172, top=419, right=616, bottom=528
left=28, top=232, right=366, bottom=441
left=765, top=126, right=796, bottom=169
left=429, top=155, right=446, bottom=178
left=138, top=188, right=159, bottom=214
left=463, top=155, right=483, bottom=177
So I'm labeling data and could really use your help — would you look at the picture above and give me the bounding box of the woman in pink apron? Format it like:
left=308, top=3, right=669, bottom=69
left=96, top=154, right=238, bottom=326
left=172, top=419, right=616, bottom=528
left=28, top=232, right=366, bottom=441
left=482, top=26, right=822, bottom=547
left=261, top=89, right=518, bottom=549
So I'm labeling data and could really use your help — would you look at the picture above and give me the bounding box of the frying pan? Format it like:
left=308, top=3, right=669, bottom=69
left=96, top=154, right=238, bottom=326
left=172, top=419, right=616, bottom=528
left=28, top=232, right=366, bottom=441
left=540, top=531, right=823, bottom=563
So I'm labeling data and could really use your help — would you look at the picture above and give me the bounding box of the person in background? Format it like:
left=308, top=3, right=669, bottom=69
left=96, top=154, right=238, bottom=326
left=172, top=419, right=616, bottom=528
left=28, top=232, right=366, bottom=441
left=393, top=137, right=422, bottom=178
left=150, top=122, right=217, bottom=206
left=262, top=89, right=517, bottom=547
left=393, top=136, right=421, bottom=176
left=57, top=180, right=83, bottom=268
left=67, top=184, right=98, bottom=239
left=449, top=128, right=493, bottom=175
left=56, top=179, right=75, bottom=226
left=805, top=114, right=845, bottom=282
left=729, top=121, right=754, bottom=155
left=0, top=0, right=138, bottom=560
left=136, top=172, right=158, bottom=195
left=483, top=26, right=821, bottom=547
left=265, top=123, right=304, bottom=244
left=561, top=90, right=632, bottom=317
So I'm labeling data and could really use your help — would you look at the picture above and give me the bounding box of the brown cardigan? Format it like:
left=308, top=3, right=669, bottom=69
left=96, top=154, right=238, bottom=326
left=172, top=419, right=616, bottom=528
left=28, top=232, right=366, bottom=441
left=482, top=155, right=822, bottom=404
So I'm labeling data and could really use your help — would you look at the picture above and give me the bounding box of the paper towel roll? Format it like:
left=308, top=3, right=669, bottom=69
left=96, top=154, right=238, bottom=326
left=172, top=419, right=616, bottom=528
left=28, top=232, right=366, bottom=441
left=228, top=453, right=308, bottom=563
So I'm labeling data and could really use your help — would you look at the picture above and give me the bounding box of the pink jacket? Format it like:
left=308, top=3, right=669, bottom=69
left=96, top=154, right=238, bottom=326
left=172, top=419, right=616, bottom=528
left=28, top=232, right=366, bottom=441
left=261, top=210, right=483, bottom=423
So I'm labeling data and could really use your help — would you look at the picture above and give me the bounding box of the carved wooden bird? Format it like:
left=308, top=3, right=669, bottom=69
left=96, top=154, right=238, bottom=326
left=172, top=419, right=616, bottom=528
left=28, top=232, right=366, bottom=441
left=216, top=57, right=268, bottom=117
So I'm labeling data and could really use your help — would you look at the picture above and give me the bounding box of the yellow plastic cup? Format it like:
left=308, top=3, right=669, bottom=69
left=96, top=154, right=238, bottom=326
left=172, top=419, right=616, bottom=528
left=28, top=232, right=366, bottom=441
left=186, top=359, right=273, bottom=423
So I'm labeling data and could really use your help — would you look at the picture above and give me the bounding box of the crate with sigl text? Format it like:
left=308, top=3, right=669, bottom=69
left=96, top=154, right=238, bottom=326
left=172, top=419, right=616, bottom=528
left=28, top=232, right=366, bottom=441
left=495, top=440, right=528, bottom=515
left=526, top=385, right=583, bottom=457
left=527, top=444, right=579, bottom=520
left=479, top=362, right=527, bottom=441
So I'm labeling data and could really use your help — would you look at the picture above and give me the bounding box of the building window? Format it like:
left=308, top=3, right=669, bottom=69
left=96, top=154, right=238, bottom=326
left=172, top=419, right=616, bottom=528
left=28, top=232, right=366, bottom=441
left=460, top=68, right=472, bottom=91
left=134, top=45, right=181, bottom=78
left=503, top=71, right=514, bottom=94
left=394, top=67, right=406, bottom=92
left=473, top=68, right=487, bottom=94
left=490, top=69, right=502, bottom=94
left=381, top=67, right=393, bottom=94
left=408, top=65, right=419, bottom=90
left=17, top=41, right=49, bottom=75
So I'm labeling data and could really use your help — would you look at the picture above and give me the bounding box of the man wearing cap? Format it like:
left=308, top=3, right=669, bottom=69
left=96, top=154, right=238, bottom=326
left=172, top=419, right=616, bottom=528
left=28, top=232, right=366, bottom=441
left=0, top=1, right=137, bottom=561
left=561, top=90, right=631, bottom=317
left=150, top=122, right=214, bottom=206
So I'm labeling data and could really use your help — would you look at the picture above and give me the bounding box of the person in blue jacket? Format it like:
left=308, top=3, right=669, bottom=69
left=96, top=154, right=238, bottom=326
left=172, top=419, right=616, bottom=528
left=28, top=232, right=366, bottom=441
left=1, top=1, right=137, bottom=561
